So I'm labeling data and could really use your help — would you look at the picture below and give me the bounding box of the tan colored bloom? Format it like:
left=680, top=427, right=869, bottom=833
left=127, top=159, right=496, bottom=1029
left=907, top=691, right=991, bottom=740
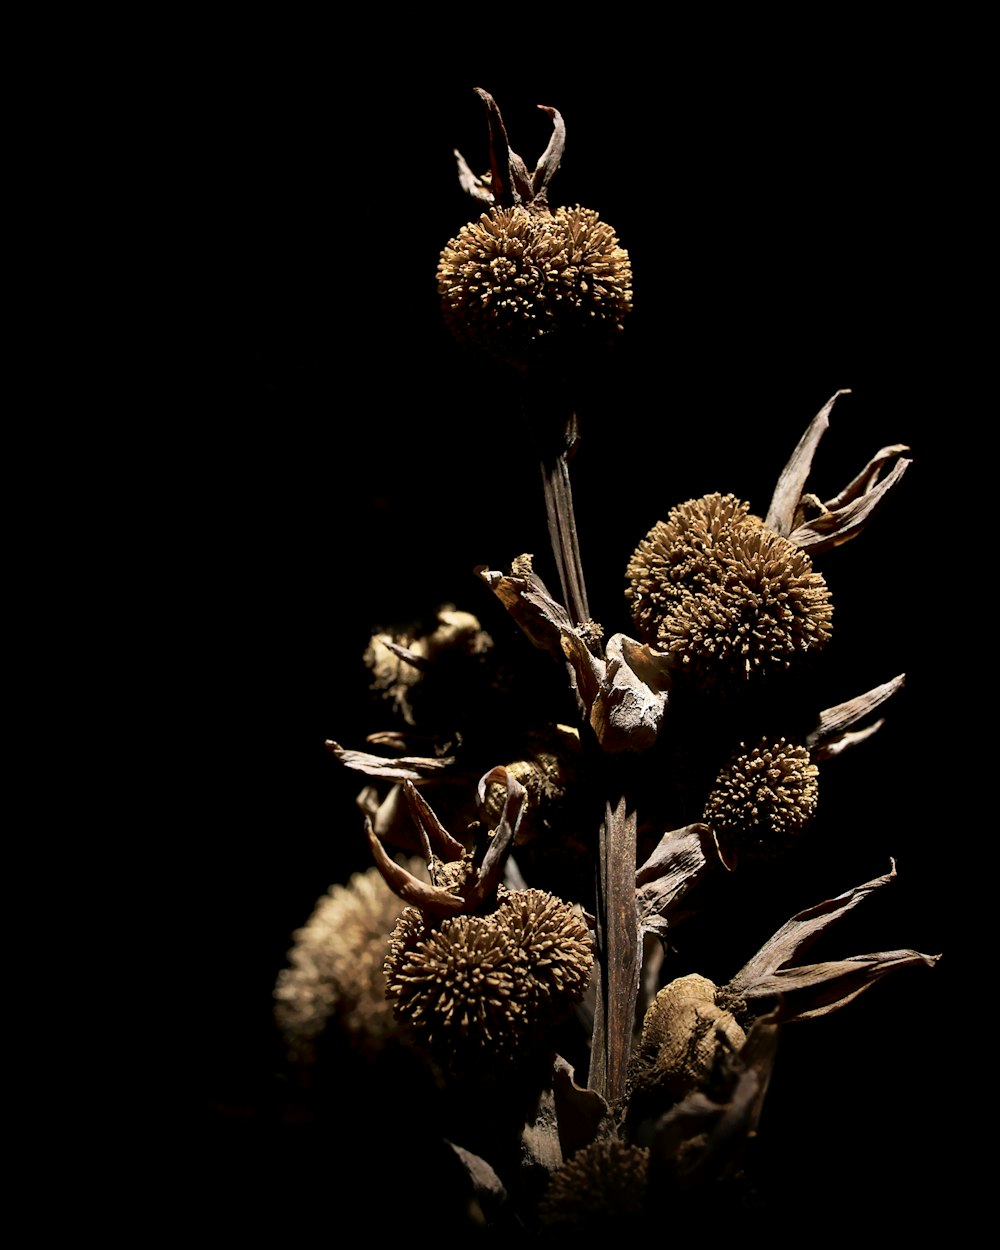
left=439, top=88, right=631, bottom=375
left=539, top=1139, right=650, bottom=1228
left=273, top=860, right=424, bottom=1064
left=384, top=888, right=591, bottom=1072
left=438, top=205, right=632, bottom=371
left=626, top=492, right=834, bottom=686
left=703, top=737, right=820, bottom=863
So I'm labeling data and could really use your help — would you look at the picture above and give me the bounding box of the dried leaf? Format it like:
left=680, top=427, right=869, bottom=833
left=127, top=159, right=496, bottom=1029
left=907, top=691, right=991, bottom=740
left=806, top=673, right=905, bottom=752
left=327, top=741, right=454, bottom=780
left=635, top=824, right=718, bottom=938
left=364, top=816, right=465, bottom=915
left=742, top=950, right=942, bottom=1021
left=790, top=455, right=911, bottom=552
left=552, top=1055, right=610, bottom=1161
left=765, top=390, right=849, bottom=537
left=589, top=634, right=671, bottom=753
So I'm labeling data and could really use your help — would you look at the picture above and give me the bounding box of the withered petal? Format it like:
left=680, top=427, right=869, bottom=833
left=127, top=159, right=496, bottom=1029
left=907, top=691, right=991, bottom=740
left=589, top=634, right=671, bottom=753
left=365, top=816, right=465, bottom=915
left=726, top=863, right=900, bottom=994
left=806, top=673, right=905, bottom=753
left=402, top=780, right=466, bottom=863
left=472, top=765, right=527, bottom=905
left=635, top=824, right=718, bottom=937
left=789, top=454, right=911, bottom=553
left=741, top=950, right=942, bottom=1021
left=327, top=741, right=455, bottom=780
left=765, top=390, right=850, bottom=538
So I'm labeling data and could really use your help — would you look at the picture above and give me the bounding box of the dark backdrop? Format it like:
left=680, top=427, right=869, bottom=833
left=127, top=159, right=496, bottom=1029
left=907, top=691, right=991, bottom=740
left=189, top=58, right=962, bottom=1231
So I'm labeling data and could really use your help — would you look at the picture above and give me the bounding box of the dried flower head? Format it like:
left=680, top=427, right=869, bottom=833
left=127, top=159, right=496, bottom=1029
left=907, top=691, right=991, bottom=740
left=364, top=607, right=494, bottom=728
left=626, top=492, right=834, bottom=686
left=703, top=737, right=820, bottom=863
left=439, top=88, right=631, bottom=375
left=628, top=973, right=746, bottom=1114
left=273, top=860, right=424, bottom=1064
left=384, top=887, right=592, bottom=1072
left=539, top=1139, right=650, bottom=1228
left=438, top=205, right=632, bottom=372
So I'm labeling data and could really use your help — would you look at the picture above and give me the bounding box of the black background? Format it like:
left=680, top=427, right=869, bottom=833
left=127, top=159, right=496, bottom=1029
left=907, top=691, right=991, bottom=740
left=189, top=44, right=968, bottom=1232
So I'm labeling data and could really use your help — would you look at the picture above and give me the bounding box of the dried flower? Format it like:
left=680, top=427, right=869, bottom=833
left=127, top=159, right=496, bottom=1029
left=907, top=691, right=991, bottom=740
left=702, top=737, right=820, bottom=864
left=273, top=860, right=425, bottom=1064
left=539, top=1139, right=650, bottom=1228
left=438, top=89, right=631, bottom=376
left=626, top=492, right=834, bottom=686
left=628, top=973, right=746, bottom=1112
left=384, top=886, right=591, bottom=1072
left=369, top=773, right=593, bottom=1072
left=438, top=205, right=632, bottom=372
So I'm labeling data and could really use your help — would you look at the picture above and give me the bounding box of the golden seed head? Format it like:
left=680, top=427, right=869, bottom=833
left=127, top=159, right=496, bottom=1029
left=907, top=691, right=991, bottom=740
left=273, top=861, right=424, bottom=1063
left=703, top=737, right=820, bottom=860
left=626, top=493, right=834, bottom=686
left=383, top=887, right=592, bottom=1071
left=539, top=1140, right=650, bottom=1228
left=437, top=205, right=632, bottom=371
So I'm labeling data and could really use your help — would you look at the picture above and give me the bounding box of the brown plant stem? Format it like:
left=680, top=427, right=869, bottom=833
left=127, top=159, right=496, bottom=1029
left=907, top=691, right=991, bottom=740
left=589, top=795, right=639, bottom=1109
left=539, top=432, right=590, bottom=626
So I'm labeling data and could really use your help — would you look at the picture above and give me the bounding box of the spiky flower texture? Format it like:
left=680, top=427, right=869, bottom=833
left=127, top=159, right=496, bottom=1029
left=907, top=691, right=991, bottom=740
left=704, top=737, right=820, bottom=861
left=627, top=493, right=834, bottom=686
left=438, top=205, right=632, bottom=372
left=383, top=888, right=592, bottom=1072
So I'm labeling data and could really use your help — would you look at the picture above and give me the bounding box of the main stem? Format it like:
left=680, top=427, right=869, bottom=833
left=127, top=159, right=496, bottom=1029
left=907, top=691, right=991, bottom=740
left=530, top=398, right=638, bottom=1109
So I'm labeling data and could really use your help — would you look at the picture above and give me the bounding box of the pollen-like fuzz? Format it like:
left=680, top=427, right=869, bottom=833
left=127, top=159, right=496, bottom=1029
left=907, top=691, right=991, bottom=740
left=437, top=205, right=632, bottom=371
left=496, top=887, right=593, bottom=1007
left=626, top=493, right=834, bottom=686
left=383, top=887, right=593, bottom=1071
left=539, top=1139, right=650, bottom=1228
left=703, top=737, right=820, bottom=860
left=273, top=861, right=424, bottom=1063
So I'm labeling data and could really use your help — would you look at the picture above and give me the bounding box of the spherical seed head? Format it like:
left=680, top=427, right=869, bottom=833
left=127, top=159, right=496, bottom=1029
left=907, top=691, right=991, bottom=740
left=539, top=1140, right=650, bottom=1228
left=383, top=887, right=592, bottom=1071
left=437, top=205, right=632, bottom=372
left=496, top=887, right=593, bottom=1008
left=273, top=861, right=424, bottom=1063
left=626, top=493, right=834, bottom=686
left=703, top=737, right=820, bottom=861
left=383, top=912, right=523, bottom=1062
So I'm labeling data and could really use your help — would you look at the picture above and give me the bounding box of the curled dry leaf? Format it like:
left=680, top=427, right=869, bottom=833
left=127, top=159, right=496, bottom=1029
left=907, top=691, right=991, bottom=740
left=765, top=389, right=911, bottom=553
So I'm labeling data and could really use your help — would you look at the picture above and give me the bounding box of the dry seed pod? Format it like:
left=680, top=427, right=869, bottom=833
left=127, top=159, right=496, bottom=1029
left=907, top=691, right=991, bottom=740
left=628, top=973, right=746, bottom=1110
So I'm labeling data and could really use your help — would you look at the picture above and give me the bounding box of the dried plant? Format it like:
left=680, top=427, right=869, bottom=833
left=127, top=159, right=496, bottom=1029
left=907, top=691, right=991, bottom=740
left=274, top=89, right=939, bottom=1234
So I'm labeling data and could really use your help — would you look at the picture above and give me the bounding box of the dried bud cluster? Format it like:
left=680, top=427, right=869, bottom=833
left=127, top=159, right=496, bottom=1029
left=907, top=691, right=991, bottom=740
left=703, top=738, right=819, bottom=862
left=628, top=973, right=746, bottom=1114
left=384, top=887, right=592, bottom=1070
left=539, top=1139, right=650, bottom=1228
left=626, top=492, right=834, bottom=686
left=437, top=205, right=632, bottom=372
left=273, top=861, right=424, bottom=1063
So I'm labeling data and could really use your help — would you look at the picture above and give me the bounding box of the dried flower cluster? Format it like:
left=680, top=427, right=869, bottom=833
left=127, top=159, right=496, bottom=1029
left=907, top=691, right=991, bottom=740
left=626, top=492, right=834, bottom=686
left=438, top=205, right=633, bottom=372
left=384, top=885, right=592, bottom=1072
left=274, top=90, right=936, bottom=1233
